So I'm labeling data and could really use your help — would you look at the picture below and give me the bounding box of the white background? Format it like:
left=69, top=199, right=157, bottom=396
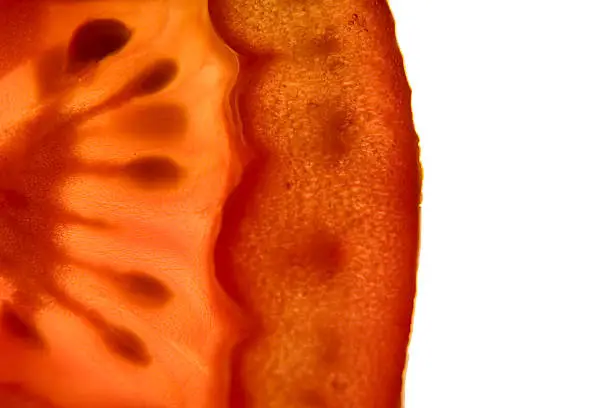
left=388, top=1, right=612, bottom=407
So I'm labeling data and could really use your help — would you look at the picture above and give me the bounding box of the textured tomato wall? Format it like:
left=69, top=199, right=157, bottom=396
left=210, top=0, right=422, bottom=407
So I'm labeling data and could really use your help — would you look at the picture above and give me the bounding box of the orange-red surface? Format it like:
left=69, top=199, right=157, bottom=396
left=0, top=0, right=421, bottom=407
